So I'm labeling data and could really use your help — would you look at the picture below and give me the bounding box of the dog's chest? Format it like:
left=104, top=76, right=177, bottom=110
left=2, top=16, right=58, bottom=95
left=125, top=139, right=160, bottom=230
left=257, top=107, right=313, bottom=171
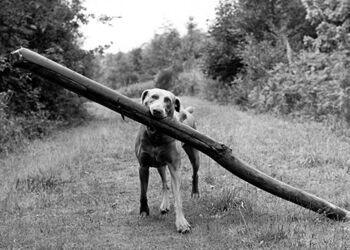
left=138, top=146, right=168, bottom=167
left=136, top=129, right=179, bottom=167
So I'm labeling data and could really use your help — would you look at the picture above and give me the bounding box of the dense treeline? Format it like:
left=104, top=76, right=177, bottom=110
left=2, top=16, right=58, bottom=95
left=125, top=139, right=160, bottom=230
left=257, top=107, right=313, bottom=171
left=98, top=0, right=349, bottom=129
left=1, top=0, right=349, bottom=155
left=205, top=0, right=350, bottom=126
left=93, top=17, right=207, bottom=96
left=0, top=0, right=101, bottom=154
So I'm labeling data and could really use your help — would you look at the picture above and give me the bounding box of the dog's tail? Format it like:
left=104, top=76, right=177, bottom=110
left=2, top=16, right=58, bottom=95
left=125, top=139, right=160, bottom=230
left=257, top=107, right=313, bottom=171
left=177, top=106, right=195, bottom=122
left=185, top=106, right=194, bottom=113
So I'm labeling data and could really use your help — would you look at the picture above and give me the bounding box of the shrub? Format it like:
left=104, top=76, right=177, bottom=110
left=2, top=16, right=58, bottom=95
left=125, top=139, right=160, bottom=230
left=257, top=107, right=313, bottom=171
left=202, top=79, right=234, bottom=104
left=117, top=81, right=155, bottom=98
left=154, top=63, right=183, bottom=91
left=255, top=50, right=350, bottom=123
left=201, top=37, right=287, bottom=106
left=237, top=37, right=287, bottom=106
left=0, top=91, right=23, bottom=155
left=171, top=69, right=204, bottom=96
left=0, top=90, right=64, bottom=156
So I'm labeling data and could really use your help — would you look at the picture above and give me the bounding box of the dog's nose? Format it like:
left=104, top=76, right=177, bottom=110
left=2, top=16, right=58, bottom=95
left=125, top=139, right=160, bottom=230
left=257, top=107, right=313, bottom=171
left=151, top=108, right=165, bottom=118
left=152, top=109, right=162, bottom=116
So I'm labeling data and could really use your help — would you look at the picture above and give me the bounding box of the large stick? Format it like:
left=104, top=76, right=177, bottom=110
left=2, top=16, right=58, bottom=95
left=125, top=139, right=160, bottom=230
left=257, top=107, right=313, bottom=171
left=10, top=48, right=350, bottom=221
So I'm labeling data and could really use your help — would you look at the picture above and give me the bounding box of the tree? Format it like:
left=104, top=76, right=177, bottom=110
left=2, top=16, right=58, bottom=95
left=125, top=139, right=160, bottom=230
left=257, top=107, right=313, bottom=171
left=93, top=21, right=207, bottom=91
left=0, top=0, right=96, bottom=121
left=302, top=0, right=350, bottom=52
left=142, top=25, right=182, bottom=75
left=180, top=17, right=207, bottom=69
left=95, top=52, right=138, bottom=89
left=235, top=0, right=316, bottom=64
left=129, top=48, right=143, bottom=73
left=233, top=0, right=315, bottom=98
left=202, top=0, right=245, bottom=82
left=203, top=0, right=317, bottom=83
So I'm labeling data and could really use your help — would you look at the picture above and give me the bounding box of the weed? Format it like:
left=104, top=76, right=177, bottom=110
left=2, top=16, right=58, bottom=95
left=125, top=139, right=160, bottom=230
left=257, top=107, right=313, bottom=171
left=15, top=175, right=64, bottom=193
left=256, top=224, right=288, bottom=246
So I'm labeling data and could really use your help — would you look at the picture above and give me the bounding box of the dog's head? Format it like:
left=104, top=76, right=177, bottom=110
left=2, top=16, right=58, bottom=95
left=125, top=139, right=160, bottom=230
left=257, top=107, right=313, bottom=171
left=141, top=88, right=181, bottom=118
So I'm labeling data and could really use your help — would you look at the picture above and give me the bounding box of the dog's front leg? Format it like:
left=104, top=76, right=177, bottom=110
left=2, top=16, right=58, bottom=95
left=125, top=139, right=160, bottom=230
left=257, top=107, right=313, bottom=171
left=168, top=160, right=191, bottom=233
left=157, top=166, right=170, bottom=214
left=139, top=166, right=150, bottom=217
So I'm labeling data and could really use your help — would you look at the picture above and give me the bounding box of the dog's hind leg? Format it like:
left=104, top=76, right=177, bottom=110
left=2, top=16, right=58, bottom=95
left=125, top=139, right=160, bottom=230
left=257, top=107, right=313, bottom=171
left=139, top=166, right=150, bottom=217
left=183, top=144, right=200, bottom=198
left=157, top=166, right=170, bottom=214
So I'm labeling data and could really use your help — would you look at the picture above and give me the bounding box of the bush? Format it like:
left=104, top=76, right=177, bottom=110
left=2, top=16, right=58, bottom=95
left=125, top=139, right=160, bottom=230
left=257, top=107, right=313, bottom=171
left=237, top=37, right=287, bottom=105
left=119, top=68, right=206, bottom=98
left=118, top=81, right=155, bottom=98
left=0, top=90, right=67, bottom=156
left=202, top=79, right=234, bottom=103
left=171, top=69, right=204, bottom=96
left=201, top=37, right=287, bottom=106
left=255, top=50, right=350, bottom=122
left=0, top=91, right=23, bottom=155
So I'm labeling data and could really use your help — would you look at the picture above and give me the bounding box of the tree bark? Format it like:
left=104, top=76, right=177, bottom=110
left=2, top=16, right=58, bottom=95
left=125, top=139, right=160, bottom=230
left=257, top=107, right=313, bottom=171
left=10, top=48, right=350, bottom=221
left=281, top=33, right=293, bottom=65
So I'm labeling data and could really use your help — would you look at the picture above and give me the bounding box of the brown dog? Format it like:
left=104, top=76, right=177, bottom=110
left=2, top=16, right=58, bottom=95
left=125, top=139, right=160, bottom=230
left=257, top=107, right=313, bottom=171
left=135, top=88, right=200, bottom=233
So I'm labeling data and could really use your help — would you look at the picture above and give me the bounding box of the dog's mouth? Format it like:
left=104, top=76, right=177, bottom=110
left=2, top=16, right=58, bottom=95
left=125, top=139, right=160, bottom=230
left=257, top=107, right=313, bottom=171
left=150, top=109, right=167, bottom=119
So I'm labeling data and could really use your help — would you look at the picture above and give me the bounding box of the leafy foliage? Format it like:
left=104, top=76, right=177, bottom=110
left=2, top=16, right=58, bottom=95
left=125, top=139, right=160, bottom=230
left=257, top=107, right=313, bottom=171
left=0, top=0, right=101, bottom=154
left=256, top=50, right=350, bottom=121
left=302, top=0, right=350, bottom=52
left=179, top=17, right=207, bottom=67
left=172, top=68, right=205, bottom=96
left=142, top=26, right=182, bottom=74
left=201, top=0, right=350, bottom=127
left=94, top=18, right=208, bottom=92
left=202, top=0, right=244, bottom=82
left=234, top=36, right=287, bottom=105
left=201, top=0, right=317, bottom=105
left=252, top=0, right=350, bottom=124
left=117, top=81, right=155, bottom=98
left=96, top=52, right=141, bottom=89
left=1, top=0, right=94, bottom=114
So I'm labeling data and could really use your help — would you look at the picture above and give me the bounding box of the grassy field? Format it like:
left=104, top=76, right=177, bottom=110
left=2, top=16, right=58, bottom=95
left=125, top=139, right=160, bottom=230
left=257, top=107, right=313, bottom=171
left=1, top=97, right=349, bottom=249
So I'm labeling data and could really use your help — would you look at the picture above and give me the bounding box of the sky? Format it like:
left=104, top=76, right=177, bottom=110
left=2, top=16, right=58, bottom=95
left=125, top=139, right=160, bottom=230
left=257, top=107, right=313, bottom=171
left=80, top=0, right=220, bottom=53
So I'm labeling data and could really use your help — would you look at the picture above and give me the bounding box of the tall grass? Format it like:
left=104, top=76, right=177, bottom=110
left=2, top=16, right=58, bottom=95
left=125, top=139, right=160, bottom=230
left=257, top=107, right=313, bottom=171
left=0, top=97, right=349, bottom=249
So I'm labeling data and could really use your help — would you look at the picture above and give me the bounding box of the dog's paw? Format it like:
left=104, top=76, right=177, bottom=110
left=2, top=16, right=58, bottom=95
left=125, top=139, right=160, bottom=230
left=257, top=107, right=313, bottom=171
left=139, top=211, right=149, bottom=218
left=160, top=208, right=170, bottom=214
left=139, top=206, right=149, bottom=218
left=176, top=217, right=191, bottom=233
left=191, top=192, right=200, bottom=199
left=160, top=203, right=170, bottom=214
left=160, top=194, right=170, bottom=214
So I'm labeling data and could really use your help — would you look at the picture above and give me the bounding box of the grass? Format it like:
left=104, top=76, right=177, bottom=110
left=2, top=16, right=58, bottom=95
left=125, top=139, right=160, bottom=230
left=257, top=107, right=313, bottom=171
left=0, top=97, right=349, bottom=249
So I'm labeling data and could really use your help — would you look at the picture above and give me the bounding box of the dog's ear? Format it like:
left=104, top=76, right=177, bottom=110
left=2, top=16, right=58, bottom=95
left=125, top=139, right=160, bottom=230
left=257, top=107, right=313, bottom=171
left=140, top=90, right=149, bottom=104
left=174, top=97, right=181, bottom=112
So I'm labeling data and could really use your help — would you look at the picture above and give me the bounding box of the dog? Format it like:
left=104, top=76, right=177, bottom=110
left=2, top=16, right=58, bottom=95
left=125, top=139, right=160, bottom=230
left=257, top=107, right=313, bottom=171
left=134, top=88, right=200, bottom=233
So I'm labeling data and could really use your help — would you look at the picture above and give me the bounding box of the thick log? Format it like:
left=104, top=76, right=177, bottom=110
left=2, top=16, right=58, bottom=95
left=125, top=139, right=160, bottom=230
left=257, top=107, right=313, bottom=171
left=10, top=48, right=350, bottom=221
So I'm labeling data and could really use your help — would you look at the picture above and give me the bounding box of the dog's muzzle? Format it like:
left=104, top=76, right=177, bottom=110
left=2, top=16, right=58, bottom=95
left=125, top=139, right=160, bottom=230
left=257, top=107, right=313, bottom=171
left=150, top=107, right=166, bottom=118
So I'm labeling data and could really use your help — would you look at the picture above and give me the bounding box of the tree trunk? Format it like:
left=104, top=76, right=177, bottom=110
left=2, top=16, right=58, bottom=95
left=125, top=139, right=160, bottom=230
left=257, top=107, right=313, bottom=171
left=10, top=48, right=350, bottom=221
left=281, top=33, right=293, bottom=65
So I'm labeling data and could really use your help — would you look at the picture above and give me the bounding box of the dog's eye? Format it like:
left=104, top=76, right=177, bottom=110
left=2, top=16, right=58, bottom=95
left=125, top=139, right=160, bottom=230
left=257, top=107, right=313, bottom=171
left=151, top=94, right=159, bottom=100
left=164, top=97, right=171, bottom=103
